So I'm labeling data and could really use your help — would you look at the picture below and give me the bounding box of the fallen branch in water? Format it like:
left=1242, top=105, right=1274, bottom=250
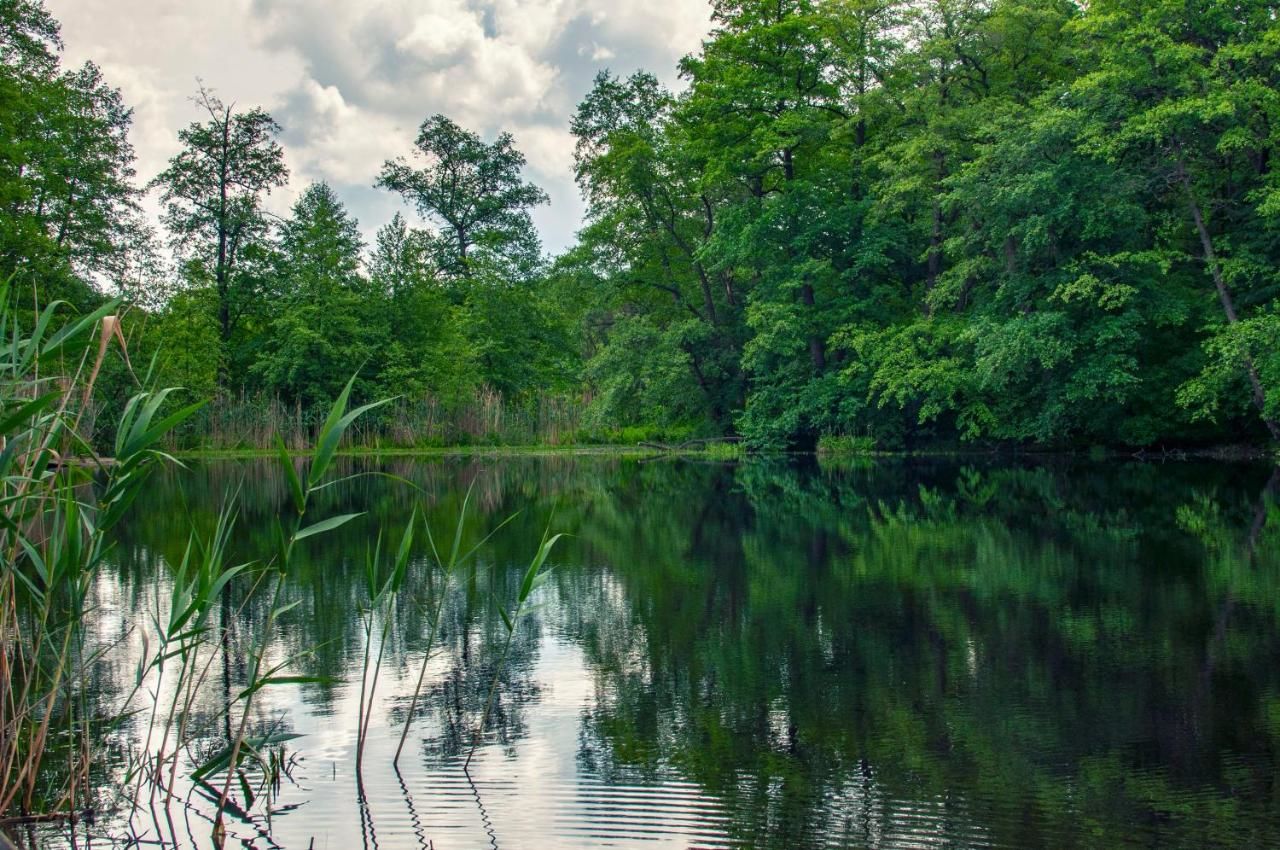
left=637, top=437, right=741, bottom=452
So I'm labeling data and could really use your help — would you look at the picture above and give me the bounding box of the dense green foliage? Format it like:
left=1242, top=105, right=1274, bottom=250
left=560, top=0, right=1280, bottom=448
left=0, top=0, right=148, bottom=309
left=4, top=0, right=1280, bottom=449
left=148, top=111, right=572, bottom=417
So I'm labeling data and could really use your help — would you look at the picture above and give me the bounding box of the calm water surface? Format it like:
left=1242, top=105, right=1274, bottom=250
left=44, top=456, right=1280, bottom=848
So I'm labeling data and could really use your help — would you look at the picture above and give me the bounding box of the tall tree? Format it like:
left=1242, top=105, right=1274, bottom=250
left=1, top=0, right=147, bottom=305
left=367, top=213, right=475, bottom=401
left=252, top=183, right=372, bottom=406
left=151, top=86, right=288, bottom=355
left=569, top=70, right=745, bottom=430
left=0, top=0, right=57, bottom=74
left=1071, top=0, right=1280, bottom=440
left=377, top=114, right=548, bottom=282
left=679, top=0, right=853, bottom=445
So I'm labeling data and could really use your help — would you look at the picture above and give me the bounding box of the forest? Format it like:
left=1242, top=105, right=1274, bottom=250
left=3, top=0, right=1280, bottom=451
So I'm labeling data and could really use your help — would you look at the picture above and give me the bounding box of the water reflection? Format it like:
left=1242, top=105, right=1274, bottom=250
left=28, top=456, right=1280, bottom=849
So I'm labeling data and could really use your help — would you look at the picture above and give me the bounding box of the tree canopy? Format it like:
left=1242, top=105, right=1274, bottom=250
left=7, top=0, right=1280, bottom=451
left=559, top=0, right=1280, bottom=449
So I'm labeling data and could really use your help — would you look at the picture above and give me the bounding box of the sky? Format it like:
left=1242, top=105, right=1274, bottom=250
left=45, top=0, right=713, bottom=255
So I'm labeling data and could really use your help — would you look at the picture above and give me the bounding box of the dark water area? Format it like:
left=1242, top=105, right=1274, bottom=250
left=39, top=456, right=1280, bottom=849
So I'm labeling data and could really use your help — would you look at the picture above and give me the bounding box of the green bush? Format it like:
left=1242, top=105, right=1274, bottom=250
left=817, top=435, right=878, bottom=457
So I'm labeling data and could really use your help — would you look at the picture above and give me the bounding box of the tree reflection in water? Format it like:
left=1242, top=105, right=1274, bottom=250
left=71, top=456, right=1280, bottom=849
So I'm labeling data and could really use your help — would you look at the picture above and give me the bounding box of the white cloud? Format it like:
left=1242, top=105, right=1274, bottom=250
left=44, top=0, right=712, bottom=253
left=282, top=80, right=399, bottom=187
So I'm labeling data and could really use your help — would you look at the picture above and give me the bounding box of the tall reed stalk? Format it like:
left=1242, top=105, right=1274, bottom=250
left=207, top=376, right=389, bottom=846
left=393, top=484, right=517, bottom=767
left=465, top=525, right=563, bottom=769
left=0, top=280, right=203, bottom=822
left=355, top=517, right=414, bottom=770
left=167, top=388, right=599, bottom=451
left=0, top=282, right=567, bottom=842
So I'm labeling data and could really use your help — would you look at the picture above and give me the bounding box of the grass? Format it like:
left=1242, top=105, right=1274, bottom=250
left=163, top=392, right=705, bottom=453
left=171, top=443, right=665, bottom=460
left=816, top=435, right=879, bottom=457
left=698, top=441, right=746, bottom=461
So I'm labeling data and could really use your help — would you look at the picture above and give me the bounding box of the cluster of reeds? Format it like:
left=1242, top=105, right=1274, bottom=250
left=0, top=282, right=203, bottom=828
left=466, top=523, right=562, bottom=768
left=816, top=434, right=879, bottom=457
left=170, top=389, right=601, bottom=451
left=120, top=376, right=398, bottom=848
left=0, top=283, right=565, bottom=847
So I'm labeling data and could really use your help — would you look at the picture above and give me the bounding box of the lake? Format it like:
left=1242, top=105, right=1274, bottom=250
left=37, top=455, right=1280, bottom=849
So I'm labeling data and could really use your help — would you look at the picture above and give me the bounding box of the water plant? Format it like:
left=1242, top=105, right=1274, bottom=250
left=355, top=516, right=414, bottom=770
left=207, top=376, right=389, bottom=845
left=465, top=524, right=563, bottom=769
left=0, top=281, right=568, bottom=843
left=0, top=282, right=203, bottom=822
left=393, top=483, right=517, bottom=767
left=816, top=434, right=878, bottom=457
left=701, top=441, right=745, bottom=461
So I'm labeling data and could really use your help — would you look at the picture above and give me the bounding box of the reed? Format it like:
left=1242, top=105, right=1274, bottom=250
left=355, top=517, right=414, bottom=770
left=165, top=388, right=600, bottom=451
left=0, top=284, right=568, bottom=842
left=816, top=434, right=879, bottom=457
left=465, top=524, right=563, bottom=769
left=205, top=376, right=390, bottom=846
left=393, top=485, right=517, bottom=767
left=0, top=280, right=204, bottom=822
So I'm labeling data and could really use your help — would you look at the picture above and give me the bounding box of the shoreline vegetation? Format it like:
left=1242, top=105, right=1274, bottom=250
left=163, top=441, right=1276, bottom=462
left=0, top=280, right=560, bottom=846
left=152, top=390, right=1277, bottom=461
left=3, top=0, right=1280, bottom=845
left=7, top=0, right=1280, bottom=461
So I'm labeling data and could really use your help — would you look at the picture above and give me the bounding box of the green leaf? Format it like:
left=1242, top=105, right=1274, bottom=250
left=519, top=533, right=566, bottom=604
left=276, top=435, right=306, bottom=515
left=191, top=733, right=302, bottom=780
left=448, top=481, right=474, bottom=568
left=0, top=391, right=60, bottom=434
left=238, top=674, right=333, bottom=700
left=237, top=769, right=255, bottom=810
left=293, top=512, right=363, bottom=542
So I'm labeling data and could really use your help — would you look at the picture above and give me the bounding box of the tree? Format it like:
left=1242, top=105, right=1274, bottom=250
left=1, top=0, right=147, bottom=306
left=367, top=213, right=475, bottom=401
left=568, top=70, right=746, bottom=431
left=1070, top=0, right=1280, bottom=440
left=151, top=86, right=288, bottom=357
left=678, top=0, right=855, bottom=446
left=377, top=115, right=548, bottom=282
left=368, top=212, right=434, bottom=297
left=0, top=0, right=57, bottom=73
left=251, top=183, right=374, bottom=406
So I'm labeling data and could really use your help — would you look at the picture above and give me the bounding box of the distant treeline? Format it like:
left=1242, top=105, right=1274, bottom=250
left=3, top=0, right=1280, bottom=451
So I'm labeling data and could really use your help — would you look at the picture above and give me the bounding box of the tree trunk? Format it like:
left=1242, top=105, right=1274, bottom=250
left=696, top=267, right=719, bottom=326
left=922, top=148, right=948, bottom=316
left=216, top=117, right=232, bottom=349
left=781, top=146, right=825, bottom=372
left=923, top=205, right=944, bottom=317
left=684, top=343, right=726, bottom=428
